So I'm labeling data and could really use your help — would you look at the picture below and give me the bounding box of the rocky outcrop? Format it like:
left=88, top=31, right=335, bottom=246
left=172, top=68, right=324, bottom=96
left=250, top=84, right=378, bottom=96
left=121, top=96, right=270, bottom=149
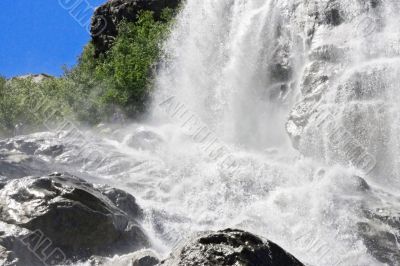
left=91, top=0, right=181, bottom=56
left=160, top=228, right=304, bottom=266
left=0, top=173, right=149, bottom=264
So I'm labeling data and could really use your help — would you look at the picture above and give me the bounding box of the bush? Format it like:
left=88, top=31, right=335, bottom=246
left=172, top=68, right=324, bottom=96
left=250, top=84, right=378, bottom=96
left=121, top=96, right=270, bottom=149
left=96, top=9, right=173, bottom=116
left=0, top=8, right=175, bottom=136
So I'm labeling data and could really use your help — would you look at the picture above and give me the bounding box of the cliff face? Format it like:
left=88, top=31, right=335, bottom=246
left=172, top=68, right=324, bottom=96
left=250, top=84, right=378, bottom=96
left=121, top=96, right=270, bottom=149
left=90, top=0, right=180, bottom=57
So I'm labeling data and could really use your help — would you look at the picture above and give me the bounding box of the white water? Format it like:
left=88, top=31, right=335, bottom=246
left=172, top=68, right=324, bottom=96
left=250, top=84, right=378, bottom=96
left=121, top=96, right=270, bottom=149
left=78, top=0, right=399, bottom=265
left=87, top=0, right=392, bottom=265
left=153, top=0, right=297, bottom=150
left=50, top=0, right=400, bottom=265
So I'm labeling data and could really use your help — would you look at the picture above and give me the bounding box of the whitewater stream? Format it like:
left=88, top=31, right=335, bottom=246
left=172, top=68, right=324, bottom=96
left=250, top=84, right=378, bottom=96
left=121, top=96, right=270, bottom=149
left=6, top=0, right=400, bottom=265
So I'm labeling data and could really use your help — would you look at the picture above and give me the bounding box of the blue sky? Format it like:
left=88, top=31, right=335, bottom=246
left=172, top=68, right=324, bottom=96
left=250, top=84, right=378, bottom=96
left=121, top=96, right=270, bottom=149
left=0, top=0, right=106, bottom=78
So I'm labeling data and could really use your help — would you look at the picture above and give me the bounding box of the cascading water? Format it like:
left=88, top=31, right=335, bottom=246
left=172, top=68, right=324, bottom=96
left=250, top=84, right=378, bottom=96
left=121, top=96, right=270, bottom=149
left=97, top=0, right=395, bottom=265
left=152, top=0, right=300, bottom=150
left=8, top=0, right=399, bottom=265
left=79, top=0, right=399, bottom=265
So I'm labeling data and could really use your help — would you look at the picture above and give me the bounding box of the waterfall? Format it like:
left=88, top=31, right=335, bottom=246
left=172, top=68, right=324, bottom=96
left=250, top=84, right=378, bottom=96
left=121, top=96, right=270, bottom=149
left=153, top=0, right=301, bottom=150
left=8, top=1, right=393, bottom=265
left=2, top=0, right=400, bottom=265
left=136, top=0, right=400, bottom=265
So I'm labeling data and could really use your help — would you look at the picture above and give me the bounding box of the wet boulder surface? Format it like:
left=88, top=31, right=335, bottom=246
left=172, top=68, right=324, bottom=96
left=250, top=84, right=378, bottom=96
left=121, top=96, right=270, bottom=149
left=160, top=228, right=304, bottom=266
left=0, top=173, right=149, bottom=265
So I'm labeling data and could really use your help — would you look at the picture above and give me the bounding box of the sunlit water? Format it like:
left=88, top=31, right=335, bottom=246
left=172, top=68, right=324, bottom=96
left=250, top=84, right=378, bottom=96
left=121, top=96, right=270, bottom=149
left=14, top=0, right=400, bottom=265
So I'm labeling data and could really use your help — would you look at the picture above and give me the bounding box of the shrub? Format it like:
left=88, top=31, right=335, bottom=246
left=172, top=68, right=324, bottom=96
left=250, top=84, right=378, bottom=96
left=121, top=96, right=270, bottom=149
left=0, top=8, right=175, bottom=136
left=96, top=9, right=174, bottom=116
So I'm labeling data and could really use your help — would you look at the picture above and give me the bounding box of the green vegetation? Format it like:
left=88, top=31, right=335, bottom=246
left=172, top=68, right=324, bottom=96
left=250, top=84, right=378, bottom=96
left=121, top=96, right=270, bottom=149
left=0, top=9, right=174, bottom=136
left=97, top=9, right=174, bottom=116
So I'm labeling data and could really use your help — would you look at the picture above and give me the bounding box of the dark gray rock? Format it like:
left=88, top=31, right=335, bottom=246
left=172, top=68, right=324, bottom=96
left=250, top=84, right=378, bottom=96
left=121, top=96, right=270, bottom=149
left=160, top=228, right=304, bottom=266
left=0, top=173, right=149, bottom=264
left=0, top=151, right=52, bottom=179
left=91, top=0, right=180, bottom=56
left=119, top=249, right=160, bottom=266
left=89, top=249, right=160, bottom=266
left=35, top=144, right=64, bottom=158
left=358, top=208, right=400, bottom=265
left=0, top=135, right=64, bottom=179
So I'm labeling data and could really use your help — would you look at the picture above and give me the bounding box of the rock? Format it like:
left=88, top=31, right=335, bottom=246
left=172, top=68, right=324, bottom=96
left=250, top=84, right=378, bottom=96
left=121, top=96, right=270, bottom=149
left=91, top=0, right=181, bottom=56
left=0, top=242, right=17, bottom=266
left=90, top=249, right=160, bottom=266
left=358, top=205, right=400, bottom=265
left=160, top=228, right=304, bottom=266
left=269, top=43, right=293, bottom=83
left=126, top=128, right=164, bottom=151
left=0, top=173, right=149, bottom=263
left=0, top=151, right=52, bottom=179
left=0, top=221, right=49, bottom=266
left=0, top=135, right=62, bottom=178
left=9, top=74, right=53, bottom=83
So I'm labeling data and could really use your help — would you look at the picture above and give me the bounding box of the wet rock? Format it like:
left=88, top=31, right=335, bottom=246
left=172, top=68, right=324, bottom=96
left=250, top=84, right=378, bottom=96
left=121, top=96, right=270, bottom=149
left=0, top=134, right=73, bottom=178
left=95, top=184, right=143, bottom=219
left=36, top=144, right=64, bottom=158
left=91, top=249, right=160, bottom=266
left=324, top=7, right=343, bottom=26
left=14, top=140, right=40, bottom=155
left=91, top=0, right=180, bottom=56
left=358, top=207, right=400, bottom=265
left=269, top=43, right=293, bottom=83
left=126, top=129, right=163, bottom=151
left=0, top=173, right=149, bottom=263
left=0, top=151, right=52, bottom=179
left=160, top=228, right=304, bottom=266
left=0, top=222, right=47, bottom=266
left=0, top=243, right=16, bottom=266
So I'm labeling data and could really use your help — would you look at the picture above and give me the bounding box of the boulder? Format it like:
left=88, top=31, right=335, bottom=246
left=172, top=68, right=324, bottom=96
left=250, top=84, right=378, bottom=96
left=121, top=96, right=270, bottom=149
left=160, top=228, right=304, bottom=266
left=91, top=0, right=181, bottom=56
left=0, top=173, right=149, bottom=263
